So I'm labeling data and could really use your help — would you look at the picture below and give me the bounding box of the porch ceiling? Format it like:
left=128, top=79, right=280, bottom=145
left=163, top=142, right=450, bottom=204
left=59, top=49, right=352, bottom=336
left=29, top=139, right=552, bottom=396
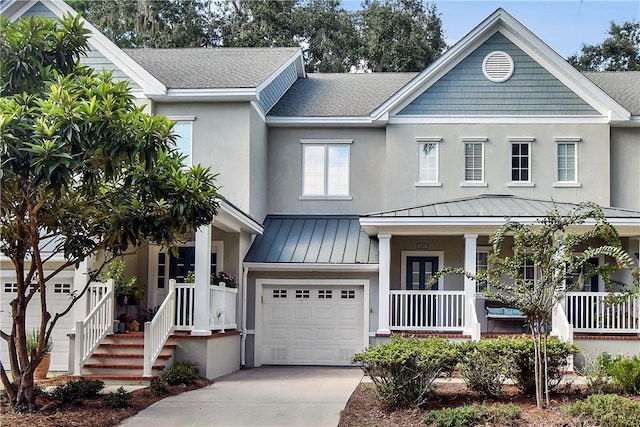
left=360, top=195, right=640, bottom=237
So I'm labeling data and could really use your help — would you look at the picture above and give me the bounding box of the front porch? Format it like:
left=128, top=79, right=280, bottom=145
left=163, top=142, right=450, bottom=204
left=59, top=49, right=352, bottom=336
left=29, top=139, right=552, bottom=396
left=70, top=277, right=240, bottom=382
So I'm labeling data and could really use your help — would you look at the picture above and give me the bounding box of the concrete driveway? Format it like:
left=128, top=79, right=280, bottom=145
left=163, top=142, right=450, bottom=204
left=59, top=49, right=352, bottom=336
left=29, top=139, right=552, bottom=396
left=118, top=366, right=364, bottom=427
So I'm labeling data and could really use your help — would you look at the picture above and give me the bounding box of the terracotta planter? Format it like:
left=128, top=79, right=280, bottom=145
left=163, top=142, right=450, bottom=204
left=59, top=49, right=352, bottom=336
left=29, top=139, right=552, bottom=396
left=34, top=353, right=51, bottom=380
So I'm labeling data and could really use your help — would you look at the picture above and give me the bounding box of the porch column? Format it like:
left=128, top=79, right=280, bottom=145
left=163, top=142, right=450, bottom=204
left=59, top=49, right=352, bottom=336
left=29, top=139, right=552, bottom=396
left=72, top=258, right=90, bottom=332
left=463, top=234, right=478, bottom=337
left=377, top=233, right=391, bottom=336
left=192, top=224, right=212, bottom=336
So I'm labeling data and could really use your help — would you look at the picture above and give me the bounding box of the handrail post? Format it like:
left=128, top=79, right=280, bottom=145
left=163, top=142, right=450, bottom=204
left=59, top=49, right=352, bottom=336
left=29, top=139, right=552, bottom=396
left=74, top=320, right=83, bottom=375
left=143, top=323, right=152, bottom=377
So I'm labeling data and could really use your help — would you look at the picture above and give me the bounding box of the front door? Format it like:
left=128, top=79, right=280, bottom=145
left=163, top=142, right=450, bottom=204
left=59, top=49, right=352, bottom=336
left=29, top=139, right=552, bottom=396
left=406, top=256, right=439, bottom=290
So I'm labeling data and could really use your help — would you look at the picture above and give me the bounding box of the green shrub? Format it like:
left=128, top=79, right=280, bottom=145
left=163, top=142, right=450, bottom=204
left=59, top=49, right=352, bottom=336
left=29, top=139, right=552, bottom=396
left=456, top=339, right=512, bottom=397
left=424, top=403, right=520, bottom=427
left=48, top=379, right=105, bottom=404
left=150, top=376, right=169, bottom=396
left=352, top=336, right=457, bottom=408
left=566, top=394, right=640, bottom=427
left=505, top=336, right=577, bottom=395
left=103, top=386, right=131, bottom=409
left=599, top=353, right=640, bottom=394
left=160, top=361, right=200, bottom=385
left=580, top=352, right=619, bottom=394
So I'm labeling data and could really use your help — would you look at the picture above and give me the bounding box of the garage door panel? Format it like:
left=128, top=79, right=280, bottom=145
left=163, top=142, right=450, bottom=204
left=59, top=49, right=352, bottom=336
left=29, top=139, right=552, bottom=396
left=262, top=284, right=364, bottom=366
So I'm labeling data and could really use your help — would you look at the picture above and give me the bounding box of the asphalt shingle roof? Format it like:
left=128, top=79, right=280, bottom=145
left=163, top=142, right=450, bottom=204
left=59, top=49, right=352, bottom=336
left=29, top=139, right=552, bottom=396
left=363, top=194, right=640, bottom=218
left=584, top=71, right=640, bottom=116
left=124, top=47, right=300, bottom=89
left=268, top=73, right=418, bottom=117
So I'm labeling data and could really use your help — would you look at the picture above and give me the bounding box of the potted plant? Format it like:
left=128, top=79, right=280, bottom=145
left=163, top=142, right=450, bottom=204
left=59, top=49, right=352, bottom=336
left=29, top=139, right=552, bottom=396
left=104, top=259, right=143, bottom=304
left=27, top=330, right=53, bottom=379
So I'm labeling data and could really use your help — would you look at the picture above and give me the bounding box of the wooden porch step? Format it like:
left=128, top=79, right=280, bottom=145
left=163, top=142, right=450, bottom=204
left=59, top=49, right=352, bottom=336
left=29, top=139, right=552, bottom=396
left=91, top=353, right=172, bottom=360
left=84, top=363, right=165, bottom=370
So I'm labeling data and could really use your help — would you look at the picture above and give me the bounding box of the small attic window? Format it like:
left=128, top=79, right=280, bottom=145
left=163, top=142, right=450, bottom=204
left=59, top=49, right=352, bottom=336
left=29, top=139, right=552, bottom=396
left=482, top=51, right=514, bottom=82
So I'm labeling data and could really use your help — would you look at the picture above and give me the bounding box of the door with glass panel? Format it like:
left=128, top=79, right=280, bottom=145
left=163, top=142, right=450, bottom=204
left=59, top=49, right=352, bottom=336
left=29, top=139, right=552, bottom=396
left=406, top=256, right=439, bottom=327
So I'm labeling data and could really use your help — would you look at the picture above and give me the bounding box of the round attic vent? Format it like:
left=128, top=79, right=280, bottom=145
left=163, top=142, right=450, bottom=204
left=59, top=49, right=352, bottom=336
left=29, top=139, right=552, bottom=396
left=482, top=51, right=514, bottom=82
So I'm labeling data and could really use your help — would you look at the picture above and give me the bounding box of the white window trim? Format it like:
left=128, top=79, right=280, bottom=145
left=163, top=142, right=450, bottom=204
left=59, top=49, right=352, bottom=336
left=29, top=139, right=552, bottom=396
left=507, top=137, right=535, bottom=187
left=400, top=251, right=445, bottom=291
left=553, top=137, right=581, bottom=187
left=415, top=137, right=442, bottom=186
left=475, top=246, right=492, bottom=295
left=460, top=137, right=488, bottom=187
left=300, top=139, right=353, bottom=200
left=167, top=116, right=195, bottom=166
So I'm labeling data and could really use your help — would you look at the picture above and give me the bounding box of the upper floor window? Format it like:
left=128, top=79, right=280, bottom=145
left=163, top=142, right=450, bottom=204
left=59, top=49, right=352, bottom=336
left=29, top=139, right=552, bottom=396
left=554, top=137, right=581, bottom=187
left=508, top=137, right=535, bottom=187
left=301, top=139, right=351, bottom=198
left=416, top=138, right=441, bottom=186
left=170, top=117, right=194, bottom=166
left=461, top=138, right=487, bottom=186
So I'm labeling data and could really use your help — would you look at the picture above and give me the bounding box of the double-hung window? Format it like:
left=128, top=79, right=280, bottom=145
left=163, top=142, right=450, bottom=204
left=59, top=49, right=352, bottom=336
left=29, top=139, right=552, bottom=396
left=416, top=137, right=442, bottom=186
left=554, top=137, right=581, bottom=187
left=169, top=117, right=195, bottom=166
left=508, top=137, right=534, bottom=187
left=461, top=137, right=487, bottom=186
left=301, top=139, right=351, bottom=198
left=519, top=259, right=537, bottom=285
left=476, top=247, right=491, bottom=292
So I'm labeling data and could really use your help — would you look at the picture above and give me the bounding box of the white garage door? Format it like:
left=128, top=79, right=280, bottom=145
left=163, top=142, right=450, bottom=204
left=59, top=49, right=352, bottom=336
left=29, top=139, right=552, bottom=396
left=0, top=272, right=74, bottom=372
left=261, top=284, right=365, bottom=366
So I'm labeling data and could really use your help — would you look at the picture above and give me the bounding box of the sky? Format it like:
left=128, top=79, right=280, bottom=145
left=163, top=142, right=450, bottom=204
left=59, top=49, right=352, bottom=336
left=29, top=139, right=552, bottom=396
left=343, top=0, right=640, bottom=59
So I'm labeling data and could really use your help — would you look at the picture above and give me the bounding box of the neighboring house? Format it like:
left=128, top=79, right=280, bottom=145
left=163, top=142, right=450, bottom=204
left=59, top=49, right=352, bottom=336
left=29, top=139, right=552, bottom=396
left=1, top=0, right=639, bottom=377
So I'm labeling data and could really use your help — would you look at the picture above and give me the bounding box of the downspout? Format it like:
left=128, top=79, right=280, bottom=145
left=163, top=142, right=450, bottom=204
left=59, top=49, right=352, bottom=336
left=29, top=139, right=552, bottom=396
left=240, top=265, right=249, bottom=368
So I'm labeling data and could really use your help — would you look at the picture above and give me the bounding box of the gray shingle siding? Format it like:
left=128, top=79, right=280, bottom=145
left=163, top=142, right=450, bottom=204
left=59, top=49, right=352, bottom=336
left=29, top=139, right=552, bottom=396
left=81, top=48, right=141, bottom=90
left=21, top=1, right=55, bottom=18
left=399, top=32, right=599, bottom=116
left=258, top=61, right=298, bottom=113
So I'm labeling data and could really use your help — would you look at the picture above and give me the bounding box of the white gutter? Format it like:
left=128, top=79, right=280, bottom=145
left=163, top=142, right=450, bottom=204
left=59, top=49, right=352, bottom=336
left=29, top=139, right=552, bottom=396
left=240, top=265, right=249, bottom=368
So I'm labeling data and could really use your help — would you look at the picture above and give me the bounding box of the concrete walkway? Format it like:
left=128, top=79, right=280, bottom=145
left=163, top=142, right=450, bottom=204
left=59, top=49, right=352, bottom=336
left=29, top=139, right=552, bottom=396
left=118, top=366, right=364, bottom=427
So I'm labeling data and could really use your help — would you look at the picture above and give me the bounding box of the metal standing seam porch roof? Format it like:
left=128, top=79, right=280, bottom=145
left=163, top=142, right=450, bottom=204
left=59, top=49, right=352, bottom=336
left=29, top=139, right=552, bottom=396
left=244, top=215, right=378, bottom=264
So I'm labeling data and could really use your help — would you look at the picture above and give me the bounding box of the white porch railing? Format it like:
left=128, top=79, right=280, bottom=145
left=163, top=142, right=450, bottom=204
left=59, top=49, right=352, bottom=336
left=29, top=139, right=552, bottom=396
left=174, top=282, right=238, bottom=332
left=74, top=280, right=113, bottom=375
left=143, top=280, right=176, bottom=377
left=565, top=292, right=640, bottom=334
left=390, top=290, right=465, bottom=331
left=210, top=283, right=238, bottom=332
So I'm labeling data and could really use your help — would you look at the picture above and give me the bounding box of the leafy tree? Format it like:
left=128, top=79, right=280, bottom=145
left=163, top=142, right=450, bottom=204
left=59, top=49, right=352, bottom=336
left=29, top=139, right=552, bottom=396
left=357, top=0, right=446, bottom=72
left=217, top=0, right=299, bottom=48
left=294, top=0, right=361, bottom=72
left=0, top=15, right=220, bottom=411
left=569, top=21, right=640, bottom=71
left=436, top=202, right=639, bottom=409
left=70, top=0, right=217, bottom=48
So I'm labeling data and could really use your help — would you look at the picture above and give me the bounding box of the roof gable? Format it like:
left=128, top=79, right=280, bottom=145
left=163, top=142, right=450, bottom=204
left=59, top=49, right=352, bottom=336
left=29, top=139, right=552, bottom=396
left=374, top=8, right=630, bottom=123
left=399, top=32, right=598, bottom=116
left=2, top=0, right=166, bottom=97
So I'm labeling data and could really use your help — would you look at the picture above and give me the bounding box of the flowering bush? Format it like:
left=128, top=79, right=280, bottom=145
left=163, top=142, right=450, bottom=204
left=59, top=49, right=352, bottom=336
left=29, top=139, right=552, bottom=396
left=211, top=272, right=237, bottom=288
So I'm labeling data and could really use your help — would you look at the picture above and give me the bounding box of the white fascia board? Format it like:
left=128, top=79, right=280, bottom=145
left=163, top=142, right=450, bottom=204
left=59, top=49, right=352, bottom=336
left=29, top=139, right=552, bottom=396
left=497, top=24, right=630, bottom=123
left=614, top=116, right=640, bottom=127
left=217, top=200, right=263, bottom=235
left=389, top=116, right=612, bottom=125
left=255, top=49, right=305, bottom=94
left=156, top=88, right=256, bottom=102
left=266, top=116, right=383, bottom=127
left=243, top=262, right=379, bottom=272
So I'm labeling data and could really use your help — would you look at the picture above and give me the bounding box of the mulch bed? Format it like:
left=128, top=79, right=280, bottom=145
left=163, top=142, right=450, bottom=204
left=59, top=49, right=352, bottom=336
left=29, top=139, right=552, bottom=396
left=0, top=376, right=212, bottom=427
left=338, top=380, right=591, bottom=427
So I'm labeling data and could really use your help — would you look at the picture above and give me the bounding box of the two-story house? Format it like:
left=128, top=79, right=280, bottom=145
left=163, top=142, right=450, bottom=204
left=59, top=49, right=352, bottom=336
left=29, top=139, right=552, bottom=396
left=1, top=0, right=638, bottom=379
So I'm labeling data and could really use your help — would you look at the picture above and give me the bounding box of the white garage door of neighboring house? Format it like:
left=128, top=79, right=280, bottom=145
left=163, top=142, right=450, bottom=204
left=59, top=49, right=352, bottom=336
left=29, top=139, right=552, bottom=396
left=259, top=282, right=367, bottom=366
left=0, top=271, right=74, bottom=372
